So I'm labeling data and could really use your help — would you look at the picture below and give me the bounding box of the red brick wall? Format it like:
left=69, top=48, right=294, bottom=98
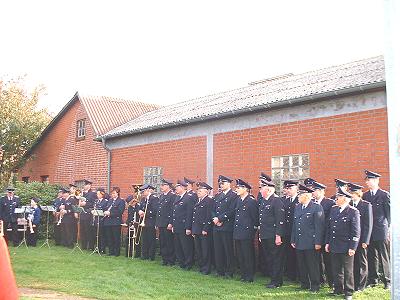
left=110, top=136, right=207, bottom=198
left=214, top=108, right=389, bottom=196
left=18, top=100, right=108, bottom=187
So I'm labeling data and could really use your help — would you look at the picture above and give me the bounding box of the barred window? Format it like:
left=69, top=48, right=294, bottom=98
left=22, top=176, right=30, bottom=183
left=76, top=119, right=86, bottom=139
left=144, top=166, right=163, bottom=193
left=40, top=175, right=49, bottom=184
left=271, top=154, right=310, bottom=193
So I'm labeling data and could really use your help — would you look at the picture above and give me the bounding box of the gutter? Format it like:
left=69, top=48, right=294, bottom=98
left=102, top=137, right=111, bottom=193
left=101, top=81, right=386, bottom=141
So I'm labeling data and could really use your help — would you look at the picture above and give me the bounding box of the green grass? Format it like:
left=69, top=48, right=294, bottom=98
left=10, top=244, right=390, bottom=300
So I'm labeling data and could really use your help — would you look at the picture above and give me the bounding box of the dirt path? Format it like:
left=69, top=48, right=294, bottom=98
left=19, top=288, right=97, bottom=300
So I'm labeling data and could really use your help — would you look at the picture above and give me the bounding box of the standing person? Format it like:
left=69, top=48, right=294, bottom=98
left=192, top=182, right=213, bottom=275
left=124, top=184, right=141, bottom=258
left=211, top=175, right=237, bottom=278
left=282, top=180, right=299, bottom=281
left=0, top=187, right=21, bottom=246
left=259, top=178, right=285, bottom=288
left=156, top=179, right=176, bottom=266
left=80, top=179, right=96, bottom=250
left=348, top=183, right=373, bottom=292
left=171, top=180, right=195, bottom=270
left=27, top=197, right=41, bottom=247
left=325, top=187, right=361, bottom=300
left=59, top=187, right=78, bottom=248
left=362, top=170, right=391, bottom=289
left=91, top=188, right=108, bottom=254
left=312, top=181, right=335, bottom=288
left=103, top=187, right=125, bottom=256
left=291, top=184, right=325, bottom=293
left=138, top=184, right=159, bottom=260
left=184, top=177, right=198, bottom=202
left=233, top=179, right=258, bottom=283
left=331, top=179, right=349, bottom=200
left=52, top=190, right=64, bottom=246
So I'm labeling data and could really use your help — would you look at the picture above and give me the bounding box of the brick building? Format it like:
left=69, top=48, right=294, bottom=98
left=18, top=92, right=159, bottom=188
left=101, top=56, right=388, bottom=198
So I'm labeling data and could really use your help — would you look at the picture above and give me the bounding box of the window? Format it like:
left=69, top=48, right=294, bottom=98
left=76, top=119, right=86, bottom=139
left=22, top=177, right=29, bottom=183
left=144, top=166, right=163, bottom=193
left=271, top=153, right=310, bottom=193
left=40, top=175, right=49, bottom=184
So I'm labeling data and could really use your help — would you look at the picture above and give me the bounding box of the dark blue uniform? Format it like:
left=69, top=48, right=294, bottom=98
left=124, top=199, right=141, bottom=258
left=351, top=199, right=372, bottom=291
left=233, top=194, right=258, bottom=282
left=291, top=201, right=325, bottom=291
left=52, top=197, right=63, bottom=245
left=211, top=189, right=238, bottom=277
left=363, top=189, right=390, bottom=287
left=325, top=205, right=360, bottom=296
left=192, top=195, right=213, bottom=274
left=0, top=195, right=21, bottom=246
left=259, top=194, right=285, bottom=286
left=60, top=196, right=78, bottom=248
left=27, top=206, right=41, bottom=247
left=92, top=197, right=108, bottom=253
left=156, top=190, right=175, bottom=265
left=80, top=190, right=96, bottom=250
left=172, top=192, right=195, bottom=269
left=103, top=197, right=125, bottom=256
left=282, top=195, right=299, bottom=281
left=139, top=193, right=159, bottom=260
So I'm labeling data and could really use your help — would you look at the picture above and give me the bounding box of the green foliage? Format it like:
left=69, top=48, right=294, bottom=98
left=10, top=246, right=390, bottom=300
left=0, top=76, right=51, bottom=187
left=11, top=181, right=61, bottom=206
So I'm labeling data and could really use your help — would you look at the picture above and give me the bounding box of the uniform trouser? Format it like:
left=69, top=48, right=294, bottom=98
left=104, top=225, right=121, bottom=255
left=368, top=239, right=390, bottom=285
left=296, top=249, right=320, bottom=290
left=331, top=252, right=355, bottom=296
left=54, top=223, right=62, bottom=245
left=213, top=230, right=235, bottom=276
left=194, top=234, right=212, bottom=273
left=141, top=227, right=156, bottom=259
left=79, top=215, right=92, bottom=249
left=258, top=238, right=271, bottom=276
left=283, top=235, right=297, bottom=280
left=235, top=239, right=255, bottom=281
left=27, top=225, right=39, bottom=246
left=319, top=247, right=333, bottom=286
left=159, top=227, right=175, bottom=264
left=174, top=232, right=194, bottom=268
left=261, top=238, right=284, bottom=285
left=354, top=245, right=368, bottom=290
left=61, top=218, right=77, bottom=247
left=4, top=222, right=19, bottom=246
left=90, top=223, right=106, bottom=253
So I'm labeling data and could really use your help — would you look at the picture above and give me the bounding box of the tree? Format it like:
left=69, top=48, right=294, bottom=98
left=0, top=76, right=51, bottom=187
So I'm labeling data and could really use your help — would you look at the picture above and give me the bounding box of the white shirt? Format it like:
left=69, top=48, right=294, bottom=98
left=223, top=188, right=231, bottom=195
left=315, top=197, right=324, bottom=205
left=339, top=203, right=349, bottom=213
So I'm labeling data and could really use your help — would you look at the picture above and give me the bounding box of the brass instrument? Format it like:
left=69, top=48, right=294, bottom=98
left=135, top=195, right=148, bottom=246
left=28, top=209, right=35, bottom=234
left=57, top=205, right=65, bottom=226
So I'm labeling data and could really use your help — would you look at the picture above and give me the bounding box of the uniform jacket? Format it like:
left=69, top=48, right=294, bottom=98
left=362, top=189, right=390, bottom=241
left=325, top=205, right=361, bottom=253
left=291, top=201, right=325, bottom=250
left=61, top=196, right=78, bottom=223
left=172, top=192, right=195, bottom=233
left=29, top=206, right=41, bottom=225
left=211, top=189, right=238, bottom=232
left=126, top=203, right=140, bottom=225
left=316, top=197, right=335, bottom=219
left=82, top=190, right=96, bottom=213
left=0, top=195, right=21, bottom=222
left=283, top=195, right=299, bottom=237
left=351, top=200, right=373, bottom=245
left=139, top=193, right=159, bottom=228
left=192, top=196, right=213, bottom=235
left=259, top=194, right=285, bottom=239
left=103, top=197, right=125, bottom=226
left=156, top=190, right=175, bottom=227
left=93, top=198, right=108, bottom=225
left=233, top=194, right=259, bottom=240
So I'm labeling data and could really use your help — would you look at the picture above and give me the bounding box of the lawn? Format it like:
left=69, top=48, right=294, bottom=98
left=10, top=244, right=390, bottom=300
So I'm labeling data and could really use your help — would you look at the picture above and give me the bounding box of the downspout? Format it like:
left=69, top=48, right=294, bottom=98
left=102, top=137, right=111, bottom=194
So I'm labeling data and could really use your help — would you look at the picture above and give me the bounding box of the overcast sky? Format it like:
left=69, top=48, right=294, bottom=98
left=0, top=0, right=384, bottom=115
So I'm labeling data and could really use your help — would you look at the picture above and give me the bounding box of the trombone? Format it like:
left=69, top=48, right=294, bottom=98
left=134, top=196, right=148, bottom=246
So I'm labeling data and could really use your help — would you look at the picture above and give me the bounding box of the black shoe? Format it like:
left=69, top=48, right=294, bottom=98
left=266, top=283, right=280, bottom=289
left=344, top=295, right=352, bottom=300
left=309, top=288, right=319, bottom=293
left=367, top=280, right=378, bottom=288
left=384, top=283, right=391, bottom=290
left=162, top=261, right=168, bottom=266
left=295, top=286, right=309, bottom=291
left=327, top=291, right=342, bottom=296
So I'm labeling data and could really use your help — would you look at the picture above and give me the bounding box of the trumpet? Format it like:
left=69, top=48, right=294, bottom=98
left=57, top=205, right=66, bottom=226
left=28, top=210, right=35, bottom=234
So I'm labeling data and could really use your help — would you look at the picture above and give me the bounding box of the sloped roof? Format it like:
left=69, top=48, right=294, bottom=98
left=103, top=55, right=385, bottom=140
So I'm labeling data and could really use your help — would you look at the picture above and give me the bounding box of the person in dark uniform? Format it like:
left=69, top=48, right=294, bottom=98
left=171, top=180, right=195, bottom=270
left=325, top=187, right=361, bottom=300
left=282, top=180, right=299, bottom=281
left=259, top=178, right=285, bottom=288
left=362, top=170, right=391, bottom=289
left=184, top=177, right=198, bottom=202
left=156, top=178, right=176, bottom=266
left=80, top=179, right=96, bottom=250
left=291, top=184, right=325, bottom=293
left=103, top=187, right=125, bottom=256
left=138, top=184, right=159, bottom=260
left=192, top=182, right=213, bottom=275
left=59, top=186, right=78, bottom=248
left=0, top=187, right=21, bottom=246
left=52, top=190, right=64, bottom=246
left=348, top=182, right=373, bottom=292
left=312, top=181, right=335, bottom=287
left=124, top=184, right=141, bottom=258
left=91, top=188, right=108, bottom=254
left=303, top=178, right=316, bottom=188
left=233, top=179, right=258, bottom=283
left=211, top=175, right=238, bottom=278
left=27, top=197, right=41, bottom=247
left=331, top=179, right=349, bottom=200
